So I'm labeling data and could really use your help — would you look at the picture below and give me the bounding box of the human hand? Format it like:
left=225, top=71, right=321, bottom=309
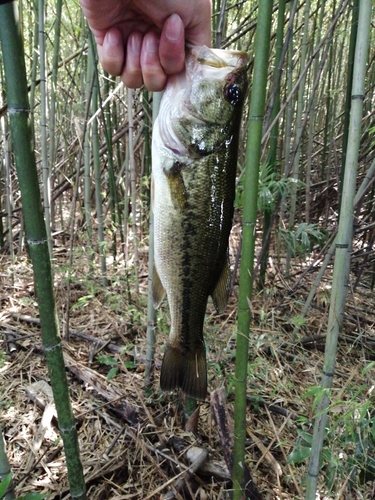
left=80, top=0, right=212, bottom=91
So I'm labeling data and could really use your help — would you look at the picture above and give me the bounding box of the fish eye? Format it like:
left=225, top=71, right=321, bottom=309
left=224, top=83, right=241, bottom=106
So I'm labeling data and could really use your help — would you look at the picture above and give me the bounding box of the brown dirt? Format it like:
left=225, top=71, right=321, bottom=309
left=1, top=230, right=375, bottom=499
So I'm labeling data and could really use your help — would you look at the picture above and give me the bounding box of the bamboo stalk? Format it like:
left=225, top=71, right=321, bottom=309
left=285, top=0, right=310, bottom=275
left=28, top=13, right=38, bottom=144
left=84, top=43, right=95, bottom=276
left=91, top=57, right=108, bottom=286
left=128, top=88, right=139, bottom=293
left=0, top=430, right=15, bottom=500
left=305, top=1, right=372, bottom=497
left=233, top=2, right=273, bottom=497
left=259, top=0, right=287, bottom=290
left=38, top=0, right=52, bottom=258
left=103, top=75, right=118, bottom=262
left=305, top=0, right=326, bottom=224
left=0, top=3, right=86, bottom=498
left=278, top=8, right=294, bottom=260
left=49, top=0, right=63, bottom=230
left=339, top=0, right=359, bottom=212
left=2, top=121, right=14, bottom=268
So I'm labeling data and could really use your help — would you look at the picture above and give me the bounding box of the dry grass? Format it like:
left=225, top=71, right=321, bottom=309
left=1, top=232, right=375, bottom=499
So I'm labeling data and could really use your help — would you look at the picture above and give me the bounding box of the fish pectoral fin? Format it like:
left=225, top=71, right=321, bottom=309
left=152, top=265, right=166, bottom=308
left=160, top=344, right=207, bottom=401
left=211, top=257, right=231, bottom=314
left=163, top=161, right=187, bottom=211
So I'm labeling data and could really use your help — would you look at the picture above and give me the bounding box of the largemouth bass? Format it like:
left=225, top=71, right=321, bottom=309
left=152, top=45, right=248, bottom=400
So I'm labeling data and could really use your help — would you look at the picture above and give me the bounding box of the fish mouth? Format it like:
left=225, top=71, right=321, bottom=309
left=188, top=45, right=248, bottom=71
left=157, top=45, right=247, bottom=157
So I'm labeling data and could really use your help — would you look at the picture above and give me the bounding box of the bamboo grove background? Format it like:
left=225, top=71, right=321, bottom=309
left=1, top=0, right=375, bottom=499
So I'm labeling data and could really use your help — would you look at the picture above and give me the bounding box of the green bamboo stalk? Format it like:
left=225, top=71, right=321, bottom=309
left=0, top=166, right=4, bottom=251
left=111, top=96, right=125, bottom=250
left=211, top=0, right=219, bottom=46
left=64, top=33, right=94, bottom=339
left=103, top=75, right=118, bottom=262
left=278, top=9, right=294, bottom=261
left=128, top=88, right=139, bottom=293
left=0, top=66, right=5, bottom=251
left=28, top=8, right=38, bottom=144
left=305, top=1, right=372, bottom=497
left=305, top=0, right=325, bottom=223
left=0, top=3, right=86, bottom=498
left=0, top=430, right=15, bottom=500
left=84, top=44, right=95, bottom=276
left=339, top=0, right=359, bottom=213
left=233, top=2, right=273, bottom=498
left=142, top=90, right=152, bottom=195
left=123, top=135, right=131, bottom=262
left=38, top=0, right=52, bottom=258
left=285, top=0, right=310, bottom=275
left=49, top=0, right=63, bottom=230
left=2, top=123, right=14, bottom=266
left=92, top=63, right=108, bottom=286
left=214, top=0, right=227, bottom=48
left=259, top=0, right=287, bottom=290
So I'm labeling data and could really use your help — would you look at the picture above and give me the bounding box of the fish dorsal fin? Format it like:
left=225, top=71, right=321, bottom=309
left=211, top=257, right=231, bottom=314
left=152, top=264, right=166, bottom=308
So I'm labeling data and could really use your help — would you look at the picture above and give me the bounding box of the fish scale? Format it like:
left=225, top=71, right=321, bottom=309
left=152, top=45, right=248, bottom=400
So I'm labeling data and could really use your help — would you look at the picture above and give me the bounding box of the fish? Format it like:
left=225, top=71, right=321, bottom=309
left=151, top=45, right=248, bottom=400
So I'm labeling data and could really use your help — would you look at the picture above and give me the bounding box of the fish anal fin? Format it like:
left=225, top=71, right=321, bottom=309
left=160, top=344, right=207, bottom=401
left=152, top=264, right=166, bottom=308
left=163, top=161, right=187, bottom=211
left=211, top=257, right=231, bottom=314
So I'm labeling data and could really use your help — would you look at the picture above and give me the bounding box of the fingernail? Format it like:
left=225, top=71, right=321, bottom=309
left=107, top=29, right=120, bottom=46
left=130, top=32, right=142, bottom=55
left=144, top=34, right=158, bottom=54
left=165, top=14, right=183, bottom=42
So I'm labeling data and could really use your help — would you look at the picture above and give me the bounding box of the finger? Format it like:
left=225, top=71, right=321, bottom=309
left=97, top=27, right=125, bottom=76
left=121, top=31, right=144, bottom=89
left=140, top=31, right=167, bottom=92
left=184, top=3, right=212, bottom=47
left=159, top=14, right=185, bottom=76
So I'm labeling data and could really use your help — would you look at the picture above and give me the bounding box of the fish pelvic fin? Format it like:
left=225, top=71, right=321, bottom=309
left=211, top=257, right=231, bottom=314
left=152, top=265, right=166, bottom=308
left=160, top=344, right=207, bottom=400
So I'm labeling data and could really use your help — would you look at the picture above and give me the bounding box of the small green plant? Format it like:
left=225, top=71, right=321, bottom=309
left=288, top=384, right=375, bottom=493
left=97, top=343, right=135, bottom=380
left=287, top=314, right=308, bottom=329
left=279, top=222, right=327, bottom=258
left=0, top=350, right=5, bottom=368
left=257, top=161, right=297, bottom=212
left=97, top=355, right=119, bottom=380
left=0, top=398, right=12, bottom=411
left=71, top=294, right=95, bottom=310
left=287, top=428, right=315, bottom=465
left=0, top=473, right=12, bottom=498
left=19, top=494, right=50, bottom=500
left=0, top=473, right=49, bottom=499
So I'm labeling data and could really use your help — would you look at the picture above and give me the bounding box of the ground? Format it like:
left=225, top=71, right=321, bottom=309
left=1, top=229, right=375, bottom=499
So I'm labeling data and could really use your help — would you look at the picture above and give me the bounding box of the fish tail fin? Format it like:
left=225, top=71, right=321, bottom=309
left=160, top=345, right=207, bottom=400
